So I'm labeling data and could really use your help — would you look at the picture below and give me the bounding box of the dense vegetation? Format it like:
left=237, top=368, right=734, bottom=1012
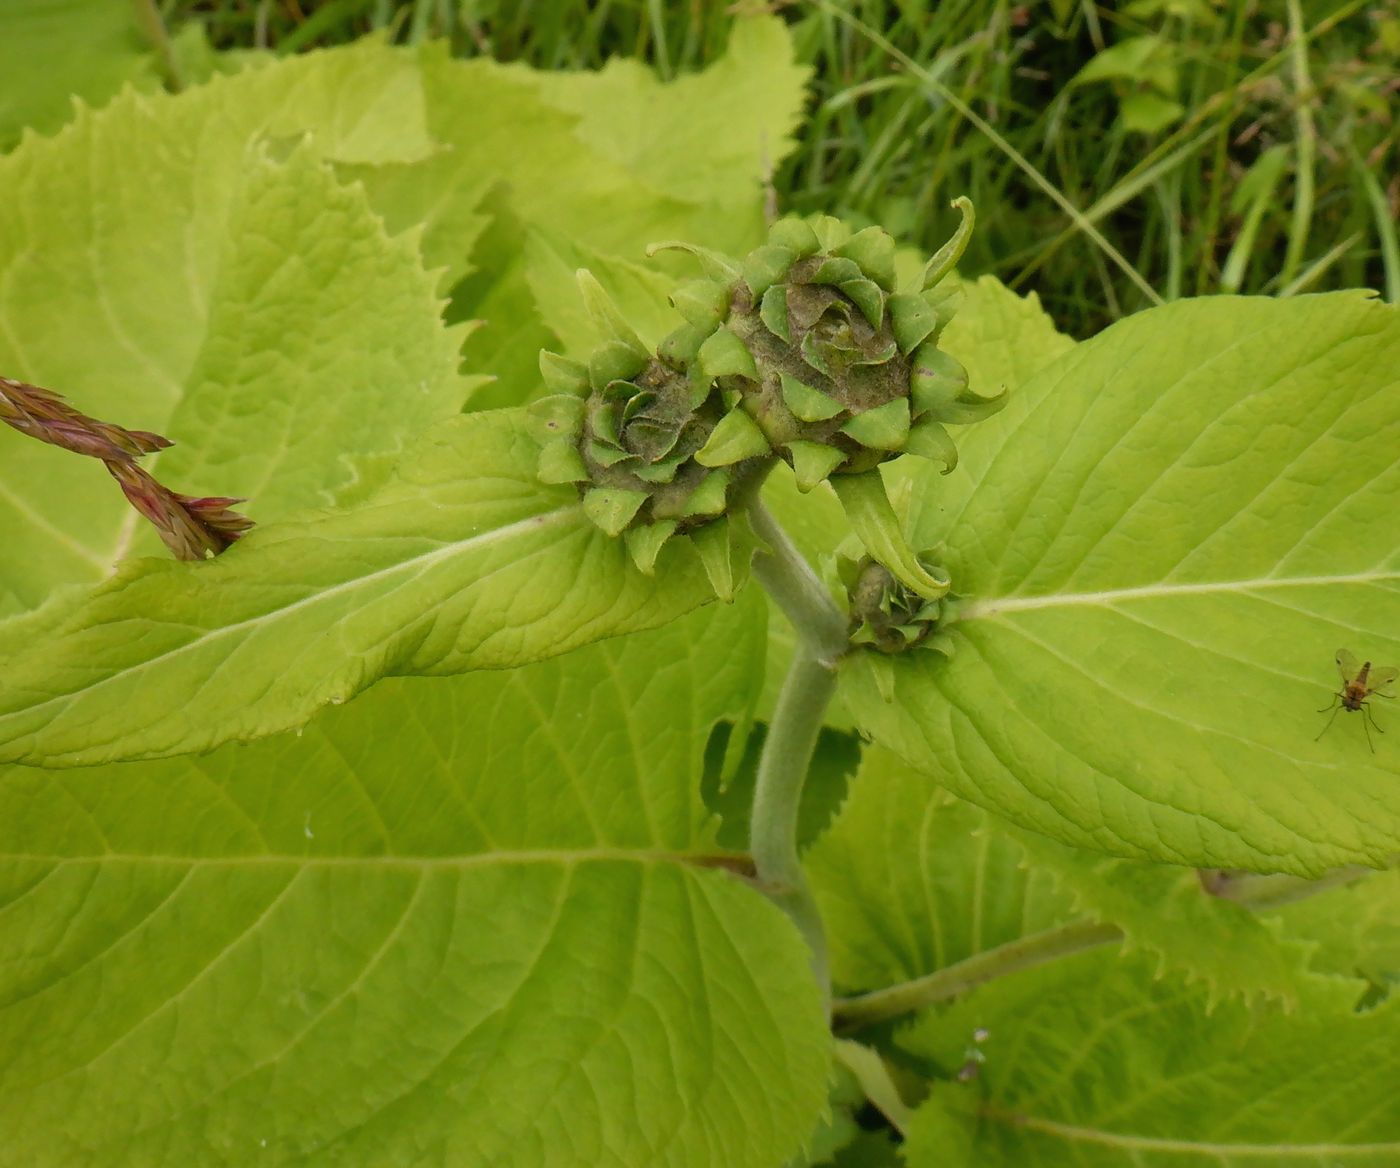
left=163, top=0, right=1400, bottom=334
left=1, top=4, right=1396, bottom=1166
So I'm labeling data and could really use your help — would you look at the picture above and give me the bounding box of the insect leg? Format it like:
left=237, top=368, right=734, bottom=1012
left=1316, top=694, right=1341, bottom=715
left=1315, top=703, right=1344, bottom=741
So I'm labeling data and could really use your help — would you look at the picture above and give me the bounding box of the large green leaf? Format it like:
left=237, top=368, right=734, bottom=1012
left=806, top=746, right=1071, bottom=995
left=0, top=411, right=734, bottom=767
left=844, top=293, right=1400, bottom=875
left=1271, top=868, right=1400, bottom=985
left=0, top=41, right=477, bottom=614
left=445, top=17, right=806, bottom=408
left=531, top=15, right=810, bottom=207
left=0, top=0, right=158, bottom=148
left=808, top=746, right=1308, bottom=1008
left=1008, top=828, right=1309, bottom=1006
left=899, top=950, right=1398, bottom=1165
left=0, top=598, right=830, bottom=1166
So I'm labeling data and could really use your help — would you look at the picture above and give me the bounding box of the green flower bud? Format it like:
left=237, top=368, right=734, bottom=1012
left=645, top=199, right=1001, bottom=498
left=530, top=268, right=776, bottom=592
left=841, top=555, right=947, bottom=655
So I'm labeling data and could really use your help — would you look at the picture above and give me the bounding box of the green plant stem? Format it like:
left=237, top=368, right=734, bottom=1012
left=751, top=646, right=836, bottom=1010
left=1280, top=0, right=1317, bottom=288
left=747, top=502, right=848, bottom=667
left=745, top=502, right=847, bottom=1009
left=1213, top=861, right=1385, bottom=910
left=835, top=860, right=1396, bottom=1030
left=129, top=0, right=186, bottom=91
left=832, top=921, right=1121, bottom=1032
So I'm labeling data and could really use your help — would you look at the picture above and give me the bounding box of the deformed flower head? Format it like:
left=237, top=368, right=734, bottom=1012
left=529, top=272, right=772, bottom=599
left=648, top=198, right=1006, bottom=493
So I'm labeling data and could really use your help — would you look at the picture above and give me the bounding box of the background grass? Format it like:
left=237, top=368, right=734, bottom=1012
left=160, top=0, right=1400, bottom=338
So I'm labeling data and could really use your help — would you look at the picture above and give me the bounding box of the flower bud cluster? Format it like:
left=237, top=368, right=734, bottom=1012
left=650, top=198, right=1004, bottom=491
left=530, top=201, right=1006, bottom=606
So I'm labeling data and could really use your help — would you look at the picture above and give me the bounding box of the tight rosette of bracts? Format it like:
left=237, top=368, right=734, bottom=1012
left=529, top=200, right=1005, bottom=607
left=842, top=554, right=945, bottom=655
left=831, top=530, right=956, bottom=695
left=529, top=273, right=768, bottom=600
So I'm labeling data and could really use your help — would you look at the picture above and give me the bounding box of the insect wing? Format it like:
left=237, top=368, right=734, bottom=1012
left=1336, top=648, right=1361, bottom=684
left=1365, top=665, right=1399, bottom=696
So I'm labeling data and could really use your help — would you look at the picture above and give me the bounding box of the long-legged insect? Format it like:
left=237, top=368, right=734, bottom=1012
left=1317, top=649, right=1398, bottom=752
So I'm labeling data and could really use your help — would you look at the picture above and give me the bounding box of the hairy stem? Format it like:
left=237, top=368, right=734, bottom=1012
left=129, top=0, right=187, bottom=91
left=747, top=502, right=849, bottom=666
left=745, top=501, right=846, bottom=1009
left=751, top=647, right=836, bottom=1010
left=831, top=920, right=1120, bottom=1032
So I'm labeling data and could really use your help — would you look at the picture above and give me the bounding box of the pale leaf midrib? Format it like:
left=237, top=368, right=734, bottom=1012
left=960, top=568, right=1399, bottom=620
left=3, top=505, right=578, bottom=724
left=990, top=1107, right=1400, bottom=1157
